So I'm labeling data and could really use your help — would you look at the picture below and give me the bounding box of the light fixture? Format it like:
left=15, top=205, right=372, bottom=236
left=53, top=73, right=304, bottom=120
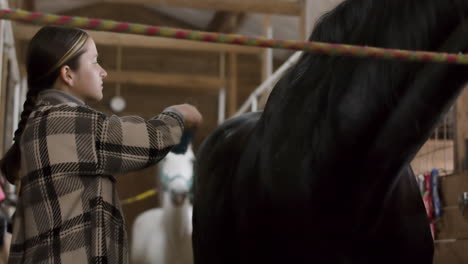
left=110, top=95, right=126, bottom=112
left=109, top=45, right=126, bottom=113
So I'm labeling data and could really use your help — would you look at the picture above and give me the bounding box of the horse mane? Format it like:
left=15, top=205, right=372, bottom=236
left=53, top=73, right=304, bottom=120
left=255, top=0, right=468, bottom=202
left=194, top=111, right=261, bottom=198
left=193, top=111, right=260, bottom=262
left=194, top=1, right=468, bottom=263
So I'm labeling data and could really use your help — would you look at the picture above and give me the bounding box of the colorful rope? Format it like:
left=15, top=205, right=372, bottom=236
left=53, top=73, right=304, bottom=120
left=2, top=8, right=468, bottom=65
left=121, top=189, right=158, bottom=205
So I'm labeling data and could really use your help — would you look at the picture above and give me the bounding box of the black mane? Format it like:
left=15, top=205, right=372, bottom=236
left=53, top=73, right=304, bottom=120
left=194, top=1, right=468, bottom=263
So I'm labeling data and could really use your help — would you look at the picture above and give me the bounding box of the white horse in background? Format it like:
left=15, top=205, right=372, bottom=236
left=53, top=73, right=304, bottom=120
left=131, top=143, right=195, bottom=264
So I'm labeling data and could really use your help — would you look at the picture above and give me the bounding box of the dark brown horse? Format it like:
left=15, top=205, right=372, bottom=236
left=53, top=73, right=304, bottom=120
left=193, top=1, right=468, bottom=263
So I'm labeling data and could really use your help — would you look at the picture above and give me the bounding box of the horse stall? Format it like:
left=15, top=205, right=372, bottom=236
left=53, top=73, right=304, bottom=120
left=422, top=87, right=468, bottom=263
left=0, top=0, right=468, bottom=263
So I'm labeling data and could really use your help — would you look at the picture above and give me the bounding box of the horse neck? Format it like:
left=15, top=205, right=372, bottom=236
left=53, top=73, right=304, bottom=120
left=162, top=191, right=192, bottom=239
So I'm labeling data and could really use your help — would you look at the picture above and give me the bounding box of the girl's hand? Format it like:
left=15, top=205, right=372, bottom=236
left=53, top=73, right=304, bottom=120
left=166, top=104, right=203, bottom=129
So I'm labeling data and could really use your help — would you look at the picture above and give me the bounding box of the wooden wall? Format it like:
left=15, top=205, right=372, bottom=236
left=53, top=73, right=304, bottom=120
left=434, top=171, right=468, bottom=263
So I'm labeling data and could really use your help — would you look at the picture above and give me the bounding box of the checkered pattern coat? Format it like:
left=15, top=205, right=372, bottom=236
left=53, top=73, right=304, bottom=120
left=8, top=90, right=184, bottom=264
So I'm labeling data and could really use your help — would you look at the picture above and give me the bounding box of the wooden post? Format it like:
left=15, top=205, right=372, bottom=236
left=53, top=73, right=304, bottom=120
left=259, top=14, right=273, bottom=109
left=218, top=53, right=226, bottom=124
left=0, top=19, right=5, bottom=154
left=228, top=52, right=238, bottom=117
left=2, top=56, right=11, bottom=153
left=0, top=62, right=5, bottom=155
left=115, top=45, right=122, bottom=96
left=299, top=0, right=312, bottom=41
left=24, top=0, right=35, bottom=11
left=262, top=15, right=273, bottom=81
left=454, top=87, right=468, bottom=172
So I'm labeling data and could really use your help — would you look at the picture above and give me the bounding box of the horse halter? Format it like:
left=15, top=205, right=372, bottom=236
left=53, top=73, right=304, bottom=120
left=160, top=171, right=194, bottom=192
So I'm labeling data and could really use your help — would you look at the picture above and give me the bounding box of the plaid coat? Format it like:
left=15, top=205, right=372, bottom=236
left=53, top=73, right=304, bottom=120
left=9, top=90, right=184, bottom=264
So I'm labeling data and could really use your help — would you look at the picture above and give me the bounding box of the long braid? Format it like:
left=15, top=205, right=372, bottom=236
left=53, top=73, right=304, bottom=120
left=14, top=90, right=39, bottom=143
left=0, top=88, right=40, bottom=183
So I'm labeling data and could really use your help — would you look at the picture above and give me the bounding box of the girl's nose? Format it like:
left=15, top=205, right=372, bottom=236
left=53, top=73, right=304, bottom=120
left=100, top=65, right=107, bottom=79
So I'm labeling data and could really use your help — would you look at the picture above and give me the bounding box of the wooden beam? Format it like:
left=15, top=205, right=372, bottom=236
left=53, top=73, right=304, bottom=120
left=206, top=11, right=246, bottom=33
left=58, top=2, right=202, bottom=32
left=102, top=0, right=302, bottom=15
left=207, top=11, right=234, bottom=32
left=105, top=71, right=224, bottom=92
left=36, top=0, right=98, bottom=14
left=232, top=13, right=247, bottom=33
left=23, top=0, right=35, bottom=11
left=13, top=24, right=263, bottom=54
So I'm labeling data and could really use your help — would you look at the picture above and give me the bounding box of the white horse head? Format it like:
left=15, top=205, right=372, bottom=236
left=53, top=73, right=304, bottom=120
left=159, top=144, right=195, bottom=207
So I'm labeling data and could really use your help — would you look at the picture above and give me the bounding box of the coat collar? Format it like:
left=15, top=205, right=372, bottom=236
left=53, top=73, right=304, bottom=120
left=37, top=89, right=85, bottom=106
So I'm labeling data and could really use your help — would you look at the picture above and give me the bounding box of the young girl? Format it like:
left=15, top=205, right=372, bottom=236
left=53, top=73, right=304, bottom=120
left=0, top=26, right=202, bottom=263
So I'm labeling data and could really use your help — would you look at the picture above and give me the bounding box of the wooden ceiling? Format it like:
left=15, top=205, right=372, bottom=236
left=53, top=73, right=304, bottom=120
left=33, top=0, right=303, bottom=16
left=14, top=0, right=344, bottom=40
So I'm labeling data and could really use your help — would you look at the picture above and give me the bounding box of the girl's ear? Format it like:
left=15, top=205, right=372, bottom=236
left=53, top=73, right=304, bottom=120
left=59, top=65, right=74, bottom=87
